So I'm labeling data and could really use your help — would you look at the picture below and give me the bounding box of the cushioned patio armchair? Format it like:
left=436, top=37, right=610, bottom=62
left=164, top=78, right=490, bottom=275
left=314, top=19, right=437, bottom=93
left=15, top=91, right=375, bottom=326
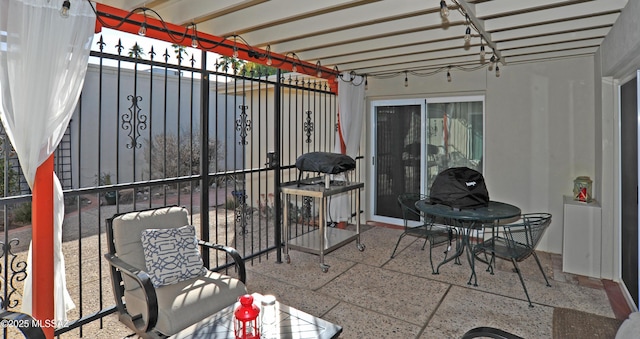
left=105, top=206, right=247, bottom=338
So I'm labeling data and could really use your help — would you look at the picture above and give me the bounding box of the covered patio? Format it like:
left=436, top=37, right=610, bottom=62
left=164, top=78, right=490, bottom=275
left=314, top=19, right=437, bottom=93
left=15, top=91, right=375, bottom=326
left=55, top=219, right=627, bottom=338
left=1, top=0, right=640, bottom=338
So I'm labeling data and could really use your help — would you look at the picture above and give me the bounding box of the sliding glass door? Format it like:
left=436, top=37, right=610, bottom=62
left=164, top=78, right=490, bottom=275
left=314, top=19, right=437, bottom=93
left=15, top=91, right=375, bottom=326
left=370, top=96, right=484, bottom=224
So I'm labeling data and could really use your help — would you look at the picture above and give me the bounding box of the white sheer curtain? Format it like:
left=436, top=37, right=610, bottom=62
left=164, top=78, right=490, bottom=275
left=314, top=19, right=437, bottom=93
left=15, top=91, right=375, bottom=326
left=0, top=0, right=95, bottom=322
left=329, top=72, right=365, bottom=222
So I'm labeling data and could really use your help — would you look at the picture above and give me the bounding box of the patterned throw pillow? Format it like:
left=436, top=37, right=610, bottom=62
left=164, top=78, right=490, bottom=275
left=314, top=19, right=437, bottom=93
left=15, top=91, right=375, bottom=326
left=140, top=225, right=207, bottom=287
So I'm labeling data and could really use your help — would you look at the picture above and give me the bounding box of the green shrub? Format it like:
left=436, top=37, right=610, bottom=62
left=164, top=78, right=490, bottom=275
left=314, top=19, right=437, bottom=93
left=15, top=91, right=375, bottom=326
left=12, top=202, right=32, bottom=224
left=225, top=197, right=239, bottom=209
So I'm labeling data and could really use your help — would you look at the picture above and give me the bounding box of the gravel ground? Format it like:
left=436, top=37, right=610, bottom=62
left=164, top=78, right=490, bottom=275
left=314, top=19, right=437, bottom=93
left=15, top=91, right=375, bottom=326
left=2, top=187, right=273, bottom=338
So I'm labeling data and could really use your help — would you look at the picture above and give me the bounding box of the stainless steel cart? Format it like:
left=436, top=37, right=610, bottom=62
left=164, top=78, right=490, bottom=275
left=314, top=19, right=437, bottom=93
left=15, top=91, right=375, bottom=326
left=281, top=180, right=365, bottom=272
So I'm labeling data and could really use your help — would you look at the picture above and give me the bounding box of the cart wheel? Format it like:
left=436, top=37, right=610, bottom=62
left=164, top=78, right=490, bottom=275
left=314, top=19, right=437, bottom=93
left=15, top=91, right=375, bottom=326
left=320, top=264, right=330, bottom=273
left=285, top=254, right=291, bottom=264
left=357, top=243, right=366, bottom=252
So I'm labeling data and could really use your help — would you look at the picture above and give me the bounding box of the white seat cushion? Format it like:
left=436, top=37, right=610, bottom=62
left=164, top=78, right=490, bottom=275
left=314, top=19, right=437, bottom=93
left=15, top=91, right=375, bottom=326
left=125, top=270, right=247, bottom=335
left=112, top=206, right=190, bottom=291
left=112, top=206, right=248, bottom=335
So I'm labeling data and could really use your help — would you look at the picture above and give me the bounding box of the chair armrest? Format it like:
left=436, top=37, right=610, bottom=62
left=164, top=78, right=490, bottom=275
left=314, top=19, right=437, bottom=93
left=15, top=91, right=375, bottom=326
left=103, top=253, right=158, bottom=332
left=198, top=240, right=247, bottom=284
left=0, top=310, right=46, bottom=339
left=462, top=326, right=524, bottom=339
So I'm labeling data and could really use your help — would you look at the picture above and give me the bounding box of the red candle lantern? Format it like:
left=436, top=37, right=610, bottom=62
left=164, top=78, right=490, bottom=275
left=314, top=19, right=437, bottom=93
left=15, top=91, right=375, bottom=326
left=234, top=294, right=260, bottom=339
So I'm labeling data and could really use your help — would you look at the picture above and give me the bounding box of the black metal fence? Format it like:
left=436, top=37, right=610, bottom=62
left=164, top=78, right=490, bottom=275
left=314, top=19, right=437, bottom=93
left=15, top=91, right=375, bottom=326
left=0, top=32, right=362, bottom=337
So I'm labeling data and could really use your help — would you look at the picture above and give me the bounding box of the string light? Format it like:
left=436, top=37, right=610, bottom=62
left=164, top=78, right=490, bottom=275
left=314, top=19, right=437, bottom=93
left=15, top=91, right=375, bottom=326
left=464, top=15, right=471, bottom=42
left=88, top=4, right=328, bottom=78
left=440, top=0, right=449, bottom=18
left=495, top=65, right=500, bottom=77
left=480, top=39, right=485, bottom=59
left=138, top=11, right=147, bottom=36
left=364, top=76, right=368, bottom=90
left=84, top=3, right=363, bottom=85
left=87, top=1, right=499, bottom=88
left=60, top=0, right=71, bottom=18
left=190, top=23, right=198, bottom=48
left=447, top=67, right=452, bottom=82
left=265, top=45, right=273, bottom=65
left=232, top=37, right=239, bottom=58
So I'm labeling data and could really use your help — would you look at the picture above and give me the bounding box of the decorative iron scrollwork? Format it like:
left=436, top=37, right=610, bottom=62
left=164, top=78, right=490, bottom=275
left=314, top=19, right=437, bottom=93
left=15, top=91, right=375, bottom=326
left=0, top=239, right=28, bottom=309
left=235, top=105, right=252, bottom=145
left=304, top=110, right=314, bottom=144
left=122, top=95, right=147, bottom=149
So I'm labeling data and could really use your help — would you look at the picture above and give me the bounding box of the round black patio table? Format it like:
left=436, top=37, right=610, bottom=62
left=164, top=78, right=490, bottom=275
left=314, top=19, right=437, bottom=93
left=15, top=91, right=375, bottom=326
left=414, top=200, right=521, bottom=285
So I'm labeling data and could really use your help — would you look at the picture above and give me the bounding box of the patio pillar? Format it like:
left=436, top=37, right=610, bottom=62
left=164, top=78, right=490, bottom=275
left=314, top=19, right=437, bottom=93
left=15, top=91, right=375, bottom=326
left=32, top=154, right=55, bottom=338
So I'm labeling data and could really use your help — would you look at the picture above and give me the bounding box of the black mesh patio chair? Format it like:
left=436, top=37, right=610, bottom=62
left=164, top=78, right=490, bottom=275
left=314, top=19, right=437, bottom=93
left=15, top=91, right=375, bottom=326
left=462, top=326, right=524, bottom=339
left=390, top=193, right=458, bottom=274
left=470, top=213, right=552, bottom=307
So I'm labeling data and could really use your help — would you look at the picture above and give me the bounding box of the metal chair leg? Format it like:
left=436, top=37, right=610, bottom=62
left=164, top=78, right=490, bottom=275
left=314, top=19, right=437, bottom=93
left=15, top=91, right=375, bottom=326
left=468, top=246, right=478, bottom=286
left=511, top=258, right=534, bottom=307
left=429, top=240, right=436, bottom=274
left=531, top=251, right=551, bottom=287
left=390, top=232, right=407, bottom=258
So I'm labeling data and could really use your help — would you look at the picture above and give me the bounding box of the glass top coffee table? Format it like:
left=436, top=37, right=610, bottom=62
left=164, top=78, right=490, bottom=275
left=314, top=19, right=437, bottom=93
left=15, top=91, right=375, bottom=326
left=170, top=293, right=342, bottom=339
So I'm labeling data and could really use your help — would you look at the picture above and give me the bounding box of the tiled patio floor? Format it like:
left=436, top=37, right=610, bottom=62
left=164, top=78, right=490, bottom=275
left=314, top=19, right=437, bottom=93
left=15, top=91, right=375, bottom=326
left=72, top=223, right=628, bottom=339
left=249, top=225, right=621, bottom=338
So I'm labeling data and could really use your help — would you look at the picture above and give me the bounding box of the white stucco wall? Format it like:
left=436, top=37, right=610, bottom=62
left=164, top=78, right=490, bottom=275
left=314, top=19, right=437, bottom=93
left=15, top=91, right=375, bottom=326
left=485, top=58, right=595, bottom=254
left=365, top=56, right=595, bottom=255
left=71, top=64, right=243, bottom=188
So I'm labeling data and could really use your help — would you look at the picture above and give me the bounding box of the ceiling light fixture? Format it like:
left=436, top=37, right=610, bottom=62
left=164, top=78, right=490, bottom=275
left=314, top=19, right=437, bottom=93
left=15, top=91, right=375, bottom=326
left=440, top=0, right=449, bottom=18
left=60, top=0, right=71, bottom=18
